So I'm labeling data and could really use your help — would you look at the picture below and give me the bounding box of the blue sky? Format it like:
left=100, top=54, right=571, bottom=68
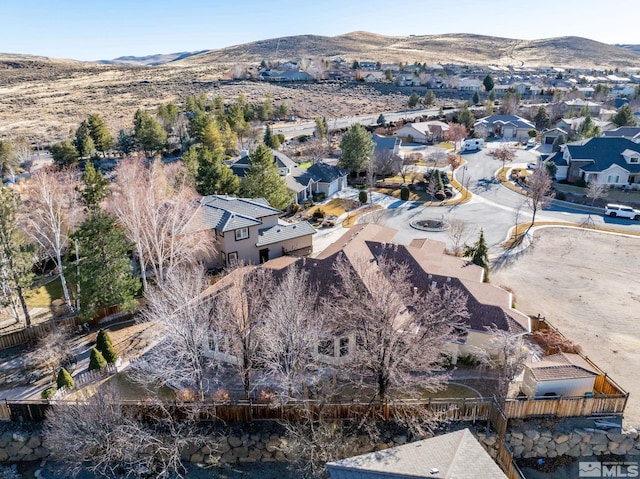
left=1, top=0, right=638, bottom=61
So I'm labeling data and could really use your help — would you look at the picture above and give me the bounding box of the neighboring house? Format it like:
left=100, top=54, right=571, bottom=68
left=183, top=195, right=315, bottom=268
left=263, top=224, right=530, bottom=365
left=540, top=151, right=569, bottom=181
left=230, top=150, right=348, bottom=204
left=363, top=71, right=385, bottom=83
left=603, top=126, right=640, bottom=142
left=456, top=77, right=483, bottom=92
left=562, top=137, right=640, bottom=187
left=394, top=121, right=450, bottom=144
left=372, top=134, right=403, bottom=174
left=258, top=69, right=313, bottom=82
left=558, top=99, right=601, bottom=116
left=522, top=353, right=600, bottom=398
left=541, top=127, right=568, bottom=146
left=474, top=115, right=536, bottom=141
left=327, top=428, right=508, bottom=479
left=556, top=117, right=614, bottom=134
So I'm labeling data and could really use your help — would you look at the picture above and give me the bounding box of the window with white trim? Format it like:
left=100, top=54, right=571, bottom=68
left=235, top=227, right=249, bottom=241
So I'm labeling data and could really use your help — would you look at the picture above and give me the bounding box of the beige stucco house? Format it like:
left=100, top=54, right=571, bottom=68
left=183, top=195, right=315, bottom=268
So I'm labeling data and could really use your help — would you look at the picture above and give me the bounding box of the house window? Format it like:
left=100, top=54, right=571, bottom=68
left=630, top=157, right=639, bottom=164
left=220, top=251, right=226, bottom=266
left=607, top=175, right=620, bottom=183
left=235, top=227, right=249, bottom=241
left=339, top=337, right=350, bottom=357
left=318, top=339, right=334, bottom=357
left=227, top=252, right=238, bottom=266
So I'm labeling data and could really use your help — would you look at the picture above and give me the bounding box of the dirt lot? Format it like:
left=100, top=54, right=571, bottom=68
left=491, top=227, right=640, bottom=428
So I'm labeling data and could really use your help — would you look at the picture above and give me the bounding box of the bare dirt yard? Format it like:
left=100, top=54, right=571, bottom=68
left=491, top=227, right=640, bottom=428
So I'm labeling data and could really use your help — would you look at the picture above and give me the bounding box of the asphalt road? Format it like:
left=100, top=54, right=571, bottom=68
left=363, top=141, right=640, bottom=253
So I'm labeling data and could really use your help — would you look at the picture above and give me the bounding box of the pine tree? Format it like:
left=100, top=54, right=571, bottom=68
left=87, top=114, right=114, bottom=156
left=101, top=340, right=118, bottom=364
left=56, top=367, right=75, bottom=389
left=241, top=144, right=291, bottom=210
left=133, top=109, right=167, bottom=157
left=338, top=124, right=375, bottom=175
left=70, top=211, right=140, bottom=320
left=483, top=75, right=495, bottom=92
left=79, top=162, right=109, bottom=210
left=96, top=329, right=113, bottom=353
left=195, top=147, right=240, bottom=196
left=264, top=124, right=275, bottom=148
left=463, top=229, right=490, bottom=282
left=88, top=347, right=108, bottom=371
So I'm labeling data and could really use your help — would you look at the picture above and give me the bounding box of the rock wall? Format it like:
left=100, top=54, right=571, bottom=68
left=3, top=422, right=640, bottom=466
left=478, top=426, right=640, bottom=459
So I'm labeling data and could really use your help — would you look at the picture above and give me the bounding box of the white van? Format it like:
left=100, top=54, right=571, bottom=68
left=461, top=138, right=484, bottom=151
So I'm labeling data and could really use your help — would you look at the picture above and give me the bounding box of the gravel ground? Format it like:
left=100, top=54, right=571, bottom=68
left=491, top=227, right=640, bottom=428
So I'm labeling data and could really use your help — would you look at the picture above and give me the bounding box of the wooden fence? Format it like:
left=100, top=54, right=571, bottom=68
left=0, top=316, right=78, bottom=350
left=496, top=441, right=526, bottom=479
left=503, top=394, right=627, bottom=419
left=51, top=363, right=118, bottom=400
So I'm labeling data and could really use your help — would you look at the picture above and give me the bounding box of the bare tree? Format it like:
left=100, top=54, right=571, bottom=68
left=212, top=266, right=272, bottom=399
left=29, top=325, right=73, bottom=383
left=330, top=255, right=469, bottom=435
left=474, top=327, right=540, bottom=402
left=44, top=382, right=204, bottom=479
left=584, top=181, right=609, bottom=225
left=447, top=152, right=462, bottom=171
left=490, top=145, right=516, bottom=173
left=109, top=157, right=209, bottom=289
left=133, top=267, right=217, bottom=400
left=525, top=168, right=555, bottom=235
left=258, top=266, right=322, bottom=399
left=447, top=219, right=469, bottom=255
left=21, top=169, right=81, bottom=313
left=445, top=123, right=468, bottom=151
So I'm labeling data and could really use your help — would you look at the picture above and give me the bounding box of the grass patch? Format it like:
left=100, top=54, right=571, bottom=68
left=25, top=276, right=65, bottom=308
left=343, top=205, right=382, bottom=227
left=298, top=161, right=312, bottom=169
left=436, top=142, right=455, bottom=150
left=420, top=383, right=479, bottom=399
left=304, top=198, right=358, bottom=219
left=372, top=187, right=422, bottom=201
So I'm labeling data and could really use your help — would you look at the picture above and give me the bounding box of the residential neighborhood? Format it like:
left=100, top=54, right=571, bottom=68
left=2, top=14, right=640, bottom=479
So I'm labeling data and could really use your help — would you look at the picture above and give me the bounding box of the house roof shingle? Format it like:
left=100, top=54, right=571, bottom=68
left=256, top=221, right=316, bottom=247
left=565, top=137, right=640, bottom=174
left=474, top=115, right=535, bottom=130
left=327, top=428, right=508, bottom=479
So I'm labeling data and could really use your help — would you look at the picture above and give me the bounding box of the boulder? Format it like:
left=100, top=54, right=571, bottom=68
left=228, top=436, right=243, bottom=448
left=556, top=441, right=570, bottom=456
left=554, top=433, right=570, bottom=444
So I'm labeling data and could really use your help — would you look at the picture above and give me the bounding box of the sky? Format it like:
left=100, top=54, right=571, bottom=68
left=1, top=0, right=639, bottom=61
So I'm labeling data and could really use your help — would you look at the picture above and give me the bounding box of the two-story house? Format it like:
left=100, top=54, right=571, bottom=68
left=183, top=195, right=315, bottom=268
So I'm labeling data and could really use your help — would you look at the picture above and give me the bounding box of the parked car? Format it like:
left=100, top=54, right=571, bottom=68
left=604, top=203, right=640, bottom=219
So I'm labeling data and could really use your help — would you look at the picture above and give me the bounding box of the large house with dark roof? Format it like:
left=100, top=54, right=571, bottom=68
left=560, top=137, right=640, bottom=187
left=474, top=115, right=536, bottom=141
left=183, top=195, right=315, bottom=268
left=230, top=149, right=348, bottom=204
left=263, top=224, right=530, bottom=364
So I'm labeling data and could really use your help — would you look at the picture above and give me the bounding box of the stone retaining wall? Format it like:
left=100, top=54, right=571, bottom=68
left=3, top=423, right=640, bottom=466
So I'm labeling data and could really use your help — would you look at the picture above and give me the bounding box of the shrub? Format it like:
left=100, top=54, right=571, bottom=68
left=555, top=191, right=566, bottom=201
left=457, top=354, right=481, bottom=367
left=290, top=203, right=301, bottom=214
left=312, top=208, right=325, bottom=220
left=574, top=178, right=587, bottom=188
left=435, top=190, right=446, bottom=201
left=96, top=329, right=112, bottom=352
left=41, top=386, right=57, bottom=399
left=358, top=190, right=368, bottom=204
left=56, top=367, right=75, bottom=390
left=88, top=348, right=108, bottom=371
left=312, top=192, right=326, bottom=202
left=101, top=341, right=118, bottom=364
left=400, top=186, right=410, bottom=201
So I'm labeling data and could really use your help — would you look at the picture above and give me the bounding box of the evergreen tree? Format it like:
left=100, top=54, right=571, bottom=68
left=74, top=121, right=94, bottom=158
left=0, top=141, right=18, bottom=178
left=483, top=75, right=495, bottom=92
left=489, top=89, right=496, bottom=102
left=533, top=106, right=550, bottom=129
left=88, top=347, right=108, bottom=371
left=56, top=367, right=75, bottom=390
left=611, top=105, right=637, bottom=127
left=196, top=147, right=240, bottom=196
left=338, top=124, right=375, bottom=175
left=157, top=102, right=179, bottom=134
left=79, top=162, right=109, bottom=210
left=258, top=99, right=273, bottom=122
left=408, top=92, right=420, bottom=108
left=87, top=114, right=114, bottom=156
left=264, top=124, right=275, bottom=148
left=277, top=103, right=289, bottom=119
left=463, top=229, right=490, bottom=282
left=472, top=91, right=480, bottom=105
left=49, top=141, right=79, bottom=168
left=551, top=133, right=567, bottom=153
left=423, top=90, right=436, bottom=107
left=70, top=211, right=140, bottom=320
left=578, top=115, right=600, bottom=138
left=241, top=144, right=291, bottom=210
left=456, top=105, right=475, bottom=130
left=0, top=187, right=33, bottom=327
left=96, top=329, right=113, bottom=353
left=314, top=117, right=328, bottom=139
left=133, top=109, right=167, bottom=157
left=377, top=114, right=386, bottom=127
left=116, top=129, right=136, bottom=156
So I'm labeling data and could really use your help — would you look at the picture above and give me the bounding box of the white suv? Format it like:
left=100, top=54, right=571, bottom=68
left=604, top=204, right=640, bottom=220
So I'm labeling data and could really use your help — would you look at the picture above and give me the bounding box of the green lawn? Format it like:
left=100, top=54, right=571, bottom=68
left=298, top=161, right=312, bottom=169
left=25, top=276, right=66, bottom=308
